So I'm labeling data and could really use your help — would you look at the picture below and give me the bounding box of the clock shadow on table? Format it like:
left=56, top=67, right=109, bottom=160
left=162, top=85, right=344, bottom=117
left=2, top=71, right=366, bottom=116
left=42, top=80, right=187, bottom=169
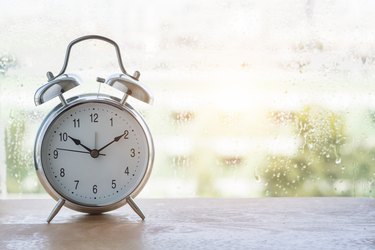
left=56, top=211, right=144, bottom=224
left=39, top=212, right=146, bottom=248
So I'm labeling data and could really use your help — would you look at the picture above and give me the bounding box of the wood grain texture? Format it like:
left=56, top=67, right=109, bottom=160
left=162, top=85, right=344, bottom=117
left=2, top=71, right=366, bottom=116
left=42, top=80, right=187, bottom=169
left=0, top=198, right=374, bottom=250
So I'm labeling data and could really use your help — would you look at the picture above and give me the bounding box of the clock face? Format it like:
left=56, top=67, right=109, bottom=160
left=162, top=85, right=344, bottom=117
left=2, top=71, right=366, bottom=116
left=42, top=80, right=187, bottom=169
left=39, top=100, right=151, bottom=207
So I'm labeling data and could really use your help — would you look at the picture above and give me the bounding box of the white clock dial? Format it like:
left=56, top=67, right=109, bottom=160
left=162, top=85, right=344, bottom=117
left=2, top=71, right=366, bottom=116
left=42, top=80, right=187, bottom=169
left=40, top=101, right=150, bottom=206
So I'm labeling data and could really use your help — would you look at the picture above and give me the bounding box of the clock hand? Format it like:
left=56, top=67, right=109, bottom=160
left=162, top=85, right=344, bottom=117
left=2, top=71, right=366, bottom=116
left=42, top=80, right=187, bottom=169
left=68, top=136, right=93, bottom=152
left=68, top=135, right=104, bottom=159
left=56, top=148, right=106, bottom=156
left=97, top=131, right=127, bottom=153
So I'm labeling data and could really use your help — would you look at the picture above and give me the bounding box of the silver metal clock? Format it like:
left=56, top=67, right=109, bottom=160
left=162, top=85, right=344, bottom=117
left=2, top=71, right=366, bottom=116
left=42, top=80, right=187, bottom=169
left=34, top=35, right=154, bottom=223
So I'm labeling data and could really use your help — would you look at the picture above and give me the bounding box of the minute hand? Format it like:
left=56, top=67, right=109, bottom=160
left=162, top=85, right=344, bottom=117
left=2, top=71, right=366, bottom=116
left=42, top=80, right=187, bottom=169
left=97, top=132, right=126, bottom=153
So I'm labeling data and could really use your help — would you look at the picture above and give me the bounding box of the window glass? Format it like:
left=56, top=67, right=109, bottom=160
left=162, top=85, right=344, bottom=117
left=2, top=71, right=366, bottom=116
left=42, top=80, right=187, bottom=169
left=1, top=0, right=374, bottom=197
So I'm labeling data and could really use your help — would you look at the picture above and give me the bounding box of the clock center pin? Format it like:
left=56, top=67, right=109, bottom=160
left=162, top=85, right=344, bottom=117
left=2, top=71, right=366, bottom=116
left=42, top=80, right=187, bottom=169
left=90, top=149, right=99, bottom=158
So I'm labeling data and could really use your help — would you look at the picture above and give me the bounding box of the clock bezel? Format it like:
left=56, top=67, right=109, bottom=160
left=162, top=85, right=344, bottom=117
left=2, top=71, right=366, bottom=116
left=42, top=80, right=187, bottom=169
left=34, top=94, right=154, bottom=214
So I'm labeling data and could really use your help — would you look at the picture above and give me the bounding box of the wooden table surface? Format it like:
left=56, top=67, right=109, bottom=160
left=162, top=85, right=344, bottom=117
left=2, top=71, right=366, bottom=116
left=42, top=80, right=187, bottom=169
left=0, top=198, right=374, bottom=250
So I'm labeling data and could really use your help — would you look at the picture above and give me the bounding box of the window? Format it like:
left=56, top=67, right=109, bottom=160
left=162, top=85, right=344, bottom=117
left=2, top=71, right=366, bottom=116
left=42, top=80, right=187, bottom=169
left=1, top=0, right=374, bottom=198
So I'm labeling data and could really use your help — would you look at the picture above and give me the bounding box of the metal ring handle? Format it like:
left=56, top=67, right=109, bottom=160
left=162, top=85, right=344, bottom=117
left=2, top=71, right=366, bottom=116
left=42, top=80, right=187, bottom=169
left=52, top=35, right=128, bottom=79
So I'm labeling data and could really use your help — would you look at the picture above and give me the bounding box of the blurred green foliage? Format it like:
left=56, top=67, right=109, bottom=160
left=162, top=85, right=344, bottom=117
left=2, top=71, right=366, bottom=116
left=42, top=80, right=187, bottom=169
left=5, top=111, right=43, bottom=193
left=263, top=106, right=375, bottom=197
left=3, top=105, right=375, bottom=197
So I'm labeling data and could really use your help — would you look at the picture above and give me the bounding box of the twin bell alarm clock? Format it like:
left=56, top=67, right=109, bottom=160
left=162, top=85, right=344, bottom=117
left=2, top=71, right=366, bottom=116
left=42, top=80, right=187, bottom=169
left=34, top=35, right=154, bottom=223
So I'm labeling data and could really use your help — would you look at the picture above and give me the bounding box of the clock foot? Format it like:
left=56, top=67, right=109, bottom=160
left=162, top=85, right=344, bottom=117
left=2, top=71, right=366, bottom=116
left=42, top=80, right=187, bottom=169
left=126, top=197, right=145, bottom=220
left=47, top=198, right=65, bottom=223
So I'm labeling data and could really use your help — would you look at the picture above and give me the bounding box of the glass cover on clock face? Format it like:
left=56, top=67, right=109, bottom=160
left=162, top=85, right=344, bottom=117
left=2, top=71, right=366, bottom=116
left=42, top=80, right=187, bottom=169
left=40, top=101, right=150, bottom=206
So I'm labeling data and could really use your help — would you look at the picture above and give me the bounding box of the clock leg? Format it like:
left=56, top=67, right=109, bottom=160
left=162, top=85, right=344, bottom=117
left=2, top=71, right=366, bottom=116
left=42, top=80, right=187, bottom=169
left=47, top=198, right=65, bottom=223
left=126, top=197, right=145, bottom=220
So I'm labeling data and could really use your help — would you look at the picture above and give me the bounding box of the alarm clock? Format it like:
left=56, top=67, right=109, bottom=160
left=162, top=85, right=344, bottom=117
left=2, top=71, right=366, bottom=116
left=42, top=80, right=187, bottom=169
left=34, top=35, right=154, bottom=223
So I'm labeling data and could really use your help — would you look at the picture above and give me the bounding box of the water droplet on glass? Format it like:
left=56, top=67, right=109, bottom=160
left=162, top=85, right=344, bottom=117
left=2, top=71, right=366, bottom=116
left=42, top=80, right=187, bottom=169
left=335, top=158, right=341, bottom=164
left=255, top=175, right=261, bottom=182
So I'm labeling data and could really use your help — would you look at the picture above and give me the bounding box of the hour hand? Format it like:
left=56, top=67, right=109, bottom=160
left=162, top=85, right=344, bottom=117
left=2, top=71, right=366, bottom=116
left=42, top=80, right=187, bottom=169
left=68, top=136, right=92, bottom=152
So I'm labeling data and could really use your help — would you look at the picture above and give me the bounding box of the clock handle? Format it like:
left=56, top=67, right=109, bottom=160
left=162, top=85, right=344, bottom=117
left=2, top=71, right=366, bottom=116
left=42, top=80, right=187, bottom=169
left=126, top=197, right=145, bottom=220
left=50, top=35, right=138, bottom=81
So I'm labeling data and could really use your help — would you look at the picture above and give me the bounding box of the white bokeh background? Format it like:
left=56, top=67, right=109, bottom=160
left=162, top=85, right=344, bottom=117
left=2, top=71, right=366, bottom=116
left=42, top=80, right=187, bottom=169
left=1, top=0, right=375, bottom=197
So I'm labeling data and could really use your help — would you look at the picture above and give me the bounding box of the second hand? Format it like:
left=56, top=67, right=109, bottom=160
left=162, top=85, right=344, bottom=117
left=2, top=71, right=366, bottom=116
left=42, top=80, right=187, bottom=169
left=56, top=148, right=106, bottom=156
